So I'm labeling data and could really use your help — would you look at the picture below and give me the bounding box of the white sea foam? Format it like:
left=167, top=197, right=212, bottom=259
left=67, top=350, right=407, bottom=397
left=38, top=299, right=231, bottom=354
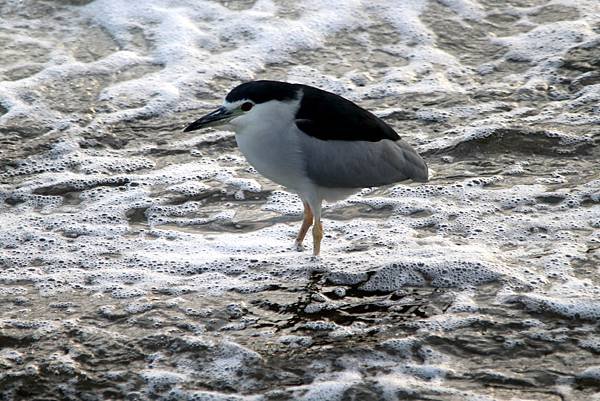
left=493, top=20, right=594, bottom=63
left=1, top=0, right=600, bottom=398
left=3, top=139, right=597, bottom=305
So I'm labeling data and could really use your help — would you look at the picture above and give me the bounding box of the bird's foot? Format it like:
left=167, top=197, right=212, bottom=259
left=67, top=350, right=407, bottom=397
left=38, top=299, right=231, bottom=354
left=294, top=240, right=305, bottom=252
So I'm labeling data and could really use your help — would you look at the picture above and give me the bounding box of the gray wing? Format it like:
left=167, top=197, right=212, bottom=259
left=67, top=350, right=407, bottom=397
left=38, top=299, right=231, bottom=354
left=300, top=135, right=429, bottom=188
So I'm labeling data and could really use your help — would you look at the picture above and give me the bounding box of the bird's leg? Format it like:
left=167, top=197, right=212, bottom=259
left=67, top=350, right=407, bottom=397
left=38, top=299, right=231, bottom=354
left=312, top=218, right=323, bottom=256
left=295, top=201, right=313, bottom=251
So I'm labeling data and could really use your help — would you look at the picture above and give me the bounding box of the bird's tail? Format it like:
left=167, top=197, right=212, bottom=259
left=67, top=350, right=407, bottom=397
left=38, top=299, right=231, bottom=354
left=395, top=139, right=429, bottom=182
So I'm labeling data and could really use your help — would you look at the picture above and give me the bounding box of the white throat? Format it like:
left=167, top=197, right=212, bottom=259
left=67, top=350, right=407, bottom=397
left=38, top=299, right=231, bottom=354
left=231, top=98, right=310, bottom=192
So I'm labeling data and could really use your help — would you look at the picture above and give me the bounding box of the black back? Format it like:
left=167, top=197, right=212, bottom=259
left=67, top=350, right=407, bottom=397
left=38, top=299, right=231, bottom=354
left=295, top=85, right=400, bottom=142
left=226, top=80, right=401, bottom=142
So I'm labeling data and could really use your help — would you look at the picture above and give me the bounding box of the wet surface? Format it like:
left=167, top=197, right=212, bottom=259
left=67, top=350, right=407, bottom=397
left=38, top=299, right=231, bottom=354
left=1, top=0, right=600, bottom=400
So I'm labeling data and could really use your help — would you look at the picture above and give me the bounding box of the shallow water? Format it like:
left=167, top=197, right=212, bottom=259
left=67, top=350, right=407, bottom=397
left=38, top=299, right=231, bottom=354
left=1, top=0, right=600, bottom=400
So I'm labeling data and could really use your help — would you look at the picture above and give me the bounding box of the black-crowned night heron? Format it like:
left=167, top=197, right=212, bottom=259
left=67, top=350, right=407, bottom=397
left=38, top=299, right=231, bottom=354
left=184, top=80, right=428, bottom=256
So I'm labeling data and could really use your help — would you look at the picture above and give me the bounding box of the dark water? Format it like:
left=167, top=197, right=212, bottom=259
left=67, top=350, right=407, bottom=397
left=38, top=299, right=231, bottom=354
left=1, top=0, right=600, bottom=400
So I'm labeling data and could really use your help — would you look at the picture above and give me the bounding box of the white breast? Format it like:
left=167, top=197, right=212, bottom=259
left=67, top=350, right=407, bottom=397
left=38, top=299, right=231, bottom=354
left=230, top=99, right=311, bottom=194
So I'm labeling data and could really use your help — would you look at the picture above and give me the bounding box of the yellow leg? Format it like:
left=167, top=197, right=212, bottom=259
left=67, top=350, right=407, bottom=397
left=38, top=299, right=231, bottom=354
left=312, top=218, right=323, bottom=256
left=295, top=202, right=313, bottom=251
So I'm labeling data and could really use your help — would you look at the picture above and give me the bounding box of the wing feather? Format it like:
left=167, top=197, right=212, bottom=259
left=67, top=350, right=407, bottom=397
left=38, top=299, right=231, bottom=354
left=300, top=135, right=429, bottom=188
left=295, top=85, right=400, bottom=142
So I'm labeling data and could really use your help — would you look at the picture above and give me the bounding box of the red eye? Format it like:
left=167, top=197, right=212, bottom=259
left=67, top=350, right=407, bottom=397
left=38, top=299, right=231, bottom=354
left=241, top=102, right=253, bottom=111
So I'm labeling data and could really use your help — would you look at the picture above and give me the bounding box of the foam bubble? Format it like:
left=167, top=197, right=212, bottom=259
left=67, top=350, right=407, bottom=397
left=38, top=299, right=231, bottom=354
left=292, top=370, right=361, bottom=401
left=277, top=335, right=314, bottom=349
left=141, top=369, right=187, bottom=394
left=505, top=294, right=600, bottom=321
left=1, top=1, right=599, bottom=397
left=494, top=21, right=594, bottom=63
left=576, top=366, right=600, bottom=383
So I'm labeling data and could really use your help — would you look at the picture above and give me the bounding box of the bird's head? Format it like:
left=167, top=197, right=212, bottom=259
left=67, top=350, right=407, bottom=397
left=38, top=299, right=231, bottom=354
left=183, top=80, right=299, bottom=132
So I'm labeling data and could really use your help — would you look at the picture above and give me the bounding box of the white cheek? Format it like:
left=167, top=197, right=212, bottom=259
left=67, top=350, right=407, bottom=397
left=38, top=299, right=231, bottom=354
left=229, top=114, right=246, bottom=128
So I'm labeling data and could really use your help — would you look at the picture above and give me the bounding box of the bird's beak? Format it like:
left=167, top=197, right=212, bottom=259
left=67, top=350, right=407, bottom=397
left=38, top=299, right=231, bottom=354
left=183, top=106, right=237, bottom=132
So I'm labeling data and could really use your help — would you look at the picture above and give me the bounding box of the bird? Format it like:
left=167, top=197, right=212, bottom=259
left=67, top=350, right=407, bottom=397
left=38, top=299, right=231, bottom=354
left=183, top=80, right=428, bottom=256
